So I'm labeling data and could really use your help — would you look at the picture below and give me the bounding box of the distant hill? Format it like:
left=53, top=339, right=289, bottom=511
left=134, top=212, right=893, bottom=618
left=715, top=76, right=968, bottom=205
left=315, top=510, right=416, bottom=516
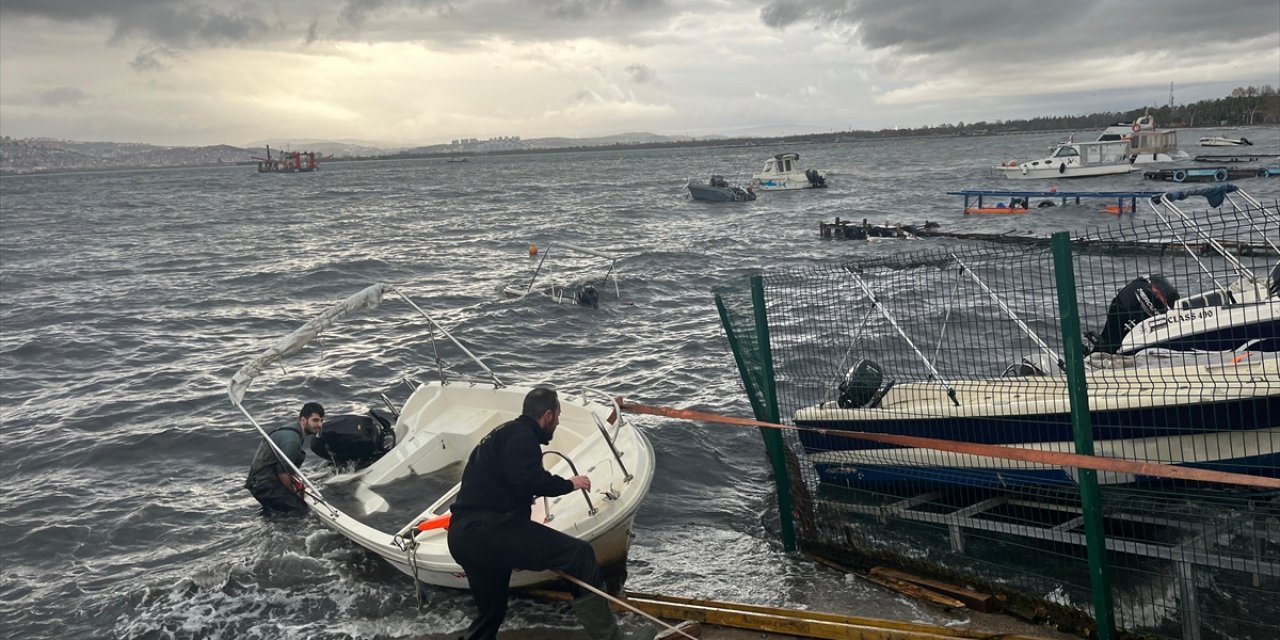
left=0, top=138, right=251, bottom=174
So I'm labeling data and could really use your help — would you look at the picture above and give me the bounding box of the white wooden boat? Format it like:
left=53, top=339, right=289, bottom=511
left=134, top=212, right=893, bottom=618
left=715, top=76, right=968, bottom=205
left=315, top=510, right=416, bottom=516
left=997, top=140, right=1135, bottom=179
left=228, top=284, right=655, bottom=589
left=750, top=152, right=827, bottom=191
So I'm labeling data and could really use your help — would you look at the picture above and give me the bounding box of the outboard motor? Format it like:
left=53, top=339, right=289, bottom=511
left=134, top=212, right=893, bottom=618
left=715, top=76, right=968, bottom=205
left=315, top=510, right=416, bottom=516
left=576, top=285, right=600, bottom=308
left=836, top=359, right=891, bottom=408
left=311, top=409, right=396, bottom=467
left=1086, top=275, right=1180, bottom=354
left=805, top=169, right=826, bottom=188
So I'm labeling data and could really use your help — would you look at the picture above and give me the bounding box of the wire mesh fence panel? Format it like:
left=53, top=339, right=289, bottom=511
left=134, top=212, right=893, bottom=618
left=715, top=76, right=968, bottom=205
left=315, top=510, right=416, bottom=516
left=715, top=187, right=1279, bottom=639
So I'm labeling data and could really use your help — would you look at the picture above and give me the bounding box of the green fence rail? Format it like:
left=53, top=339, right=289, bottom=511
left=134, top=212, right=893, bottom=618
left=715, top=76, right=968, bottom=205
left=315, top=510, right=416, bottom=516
left=714, top=188, right=1279, bottom=639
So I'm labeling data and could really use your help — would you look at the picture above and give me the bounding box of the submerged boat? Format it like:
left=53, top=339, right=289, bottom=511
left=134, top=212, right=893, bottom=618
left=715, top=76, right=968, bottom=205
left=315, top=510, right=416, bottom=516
left=997, top=140, right=1135, bottom=179
left=227, top=284, right=655, bottom=589
left=503, top=243, right=621, bottom=307
left=1200, top=136, right=1254, bottom=147
left=687, top=175, right=756, bottom=202
left=750, top=153, right=827, bottom=191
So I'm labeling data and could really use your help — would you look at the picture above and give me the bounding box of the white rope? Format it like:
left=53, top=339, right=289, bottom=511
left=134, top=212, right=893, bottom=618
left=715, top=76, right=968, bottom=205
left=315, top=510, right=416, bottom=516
left=555, top=571, right=698, bottom=640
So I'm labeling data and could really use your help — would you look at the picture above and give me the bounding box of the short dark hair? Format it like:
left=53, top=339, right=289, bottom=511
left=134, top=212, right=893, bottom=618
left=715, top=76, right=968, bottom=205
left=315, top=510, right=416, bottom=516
left=522, top=388, right=558, bottom=419
left=300, top=402, right=325, bottom=419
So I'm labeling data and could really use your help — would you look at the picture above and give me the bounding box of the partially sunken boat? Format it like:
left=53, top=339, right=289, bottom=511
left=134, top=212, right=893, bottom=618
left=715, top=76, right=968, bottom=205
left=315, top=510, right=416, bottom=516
left=227, top=283, right=655, bottom=589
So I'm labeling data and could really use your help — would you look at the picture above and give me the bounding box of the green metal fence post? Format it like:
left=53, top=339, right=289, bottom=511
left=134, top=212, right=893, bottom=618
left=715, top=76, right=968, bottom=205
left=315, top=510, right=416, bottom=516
left=1051, top=232, right=1116, bottom=640
left=751, top=275, right=797, bottom=551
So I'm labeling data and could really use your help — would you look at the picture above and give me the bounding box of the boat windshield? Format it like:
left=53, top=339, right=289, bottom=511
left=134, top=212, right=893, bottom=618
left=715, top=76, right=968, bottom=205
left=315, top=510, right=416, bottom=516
left=1053, top=146, right=1080, bottom=158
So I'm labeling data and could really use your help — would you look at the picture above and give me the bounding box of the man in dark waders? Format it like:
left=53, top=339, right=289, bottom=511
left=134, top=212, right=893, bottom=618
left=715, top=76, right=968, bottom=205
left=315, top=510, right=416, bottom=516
left=447, top=388, right=653, bottom=640
left=245, top=402, right=324, bottom=515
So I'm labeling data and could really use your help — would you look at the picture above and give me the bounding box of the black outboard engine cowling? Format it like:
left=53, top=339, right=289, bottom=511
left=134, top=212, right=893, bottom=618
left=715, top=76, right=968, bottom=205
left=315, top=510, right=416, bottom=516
left=1088, top=274, right=1180, bottom=354
left=576, top=285, right=600, bottom=308
left=805, top=169, right=826, bottom=188
left=311, top=409, right=396, bottom=467
left=837, top=359, right=889, bottom=408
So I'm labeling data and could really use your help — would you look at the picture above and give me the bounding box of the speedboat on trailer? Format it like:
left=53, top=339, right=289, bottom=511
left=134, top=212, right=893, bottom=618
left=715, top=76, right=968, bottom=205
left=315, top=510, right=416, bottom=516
left=503, top=243, right=621, bottom=308
left=790, top=261, right=1279, bottom=491
left=228, top=284, right=655, bottom=589
left=1088, top=185, right=1280, bottom=356
left=794, top=354, right=1280, bottom=490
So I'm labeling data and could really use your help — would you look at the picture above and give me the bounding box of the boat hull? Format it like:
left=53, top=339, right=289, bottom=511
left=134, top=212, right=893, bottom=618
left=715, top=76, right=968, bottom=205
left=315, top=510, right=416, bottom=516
left=1119, top=301, right=1280, bottom=355
left=998, top=163, right=1134, bottom=180
left=309, top=383, right=656, bottom=590
left=750, top=175, right=823, bottom=190
left=688, top=183, right=756, bottom=202
left=794, top=359, right=1280, bottom=490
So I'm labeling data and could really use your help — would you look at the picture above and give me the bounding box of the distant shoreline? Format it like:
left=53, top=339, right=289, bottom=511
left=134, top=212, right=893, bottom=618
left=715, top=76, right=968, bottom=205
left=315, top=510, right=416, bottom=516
left=0, top=127, right=1114, bottom=177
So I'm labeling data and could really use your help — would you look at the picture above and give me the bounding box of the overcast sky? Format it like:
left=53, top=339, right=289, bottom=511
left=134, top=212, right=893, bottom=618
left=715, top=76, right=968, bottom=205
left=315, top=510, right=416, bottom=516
left=1, top=0, right=1277, bottom=147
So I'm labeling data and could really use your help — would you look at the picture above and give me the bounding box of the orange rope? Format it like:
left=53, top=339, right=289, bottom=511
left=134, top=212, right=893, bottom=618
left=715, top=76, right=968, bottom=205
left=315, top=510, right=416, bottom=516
left=620, top=402, right=1280, bottom=490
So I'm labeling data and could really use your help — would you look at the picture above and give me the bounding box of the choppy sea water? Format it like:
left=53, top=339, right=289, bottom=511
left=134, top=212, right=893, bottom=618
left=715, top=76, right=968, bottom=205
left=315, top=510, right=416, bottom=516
left=2, top=128, right=1278, bottom=639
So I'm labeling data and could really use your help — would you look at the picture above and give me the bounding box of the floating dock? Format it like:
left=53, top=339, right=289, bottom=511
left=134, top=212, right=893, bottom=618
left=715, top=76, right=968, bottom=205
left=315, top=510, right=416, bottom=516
left=1142, top=166, right=1274, bottom=182
left=945, top=189, right=1162, bottom=216
left=818, top=219, right=1279, bottom=257
left=1193, top=154, right=1271, bottom=163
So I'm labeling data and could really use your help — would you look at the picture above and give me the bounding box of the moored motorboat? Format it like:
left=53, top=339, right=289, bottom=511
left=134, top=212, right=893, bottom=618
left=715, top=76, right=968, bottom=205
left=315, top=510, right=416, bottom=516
left=1200, top=136, right=1253, bottom=147
left=227, top=284, right=655, bottom=589
left=997, top=140, right=1135, bottom=179
left=750, top=152, right=827, bottom=191
left=687, top=175, right=756, bottom=202
left=1090, top=114, right=1189, bottom=164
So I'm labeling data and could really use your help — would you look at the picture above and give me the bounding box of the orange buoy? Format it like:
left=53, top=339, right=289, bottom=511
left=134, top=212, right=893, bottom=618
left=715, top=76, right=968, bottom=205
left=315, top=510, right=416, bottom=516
left=416, top=512, right=452, bottom=532
left=528, top=244, right=538, bottom=256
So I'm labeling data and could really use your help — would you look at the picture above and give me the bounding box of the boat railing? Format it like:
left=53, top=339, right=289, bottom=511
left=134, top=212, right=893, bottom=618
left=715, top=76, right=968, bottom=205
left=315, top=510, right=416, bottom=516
left=579, top=387, right=633, bottom=482
left=228, top=282, right=503, bottom=505
left=541, top=450, right=597, bottom=518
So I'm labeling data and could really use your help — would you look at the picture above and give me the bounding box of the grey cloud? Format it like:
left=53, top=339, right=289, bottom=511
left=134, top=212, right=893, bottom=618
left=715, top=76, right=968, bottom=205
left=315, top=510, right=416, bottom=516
left=538, top=0, right=665, bottom=21
left=3, top=1, right=274, bottom=48
left=37, top=87, right=89, bottom=107
left=339, top=0, right=454, bottom=28
left=130, top=46, right=179, bottom=71
left=305, top=18, right=319, bottom=44
left=624, top=63, right=656, bottom=84
left=759, top=0, right=1280, bottom=58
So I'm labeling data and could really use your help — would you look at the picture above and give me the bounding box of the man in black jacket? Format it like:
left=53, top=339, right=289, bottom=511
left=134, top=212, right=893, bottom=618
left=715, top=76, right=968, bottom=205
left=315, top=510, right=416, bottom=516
left=447, top=387, right=647, bottom=640
left=244, top=402, right=324, bottom=515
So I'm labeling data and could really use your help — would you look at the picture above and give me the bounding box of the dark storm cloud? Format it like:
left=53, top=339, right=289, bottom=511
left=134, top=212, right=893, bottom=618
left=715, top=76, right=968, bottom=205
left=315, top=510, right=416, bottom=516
left=624, top=63, right=655, bottom=84
left=1, top=0, right=271, bottom=48
left=338, top=0, right=453, bottom=29
left=759, top=0, right=1280, bottom=58
left=539, top=0, right=665, bottom=21
left=37, top=86, right=89, bottom=107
